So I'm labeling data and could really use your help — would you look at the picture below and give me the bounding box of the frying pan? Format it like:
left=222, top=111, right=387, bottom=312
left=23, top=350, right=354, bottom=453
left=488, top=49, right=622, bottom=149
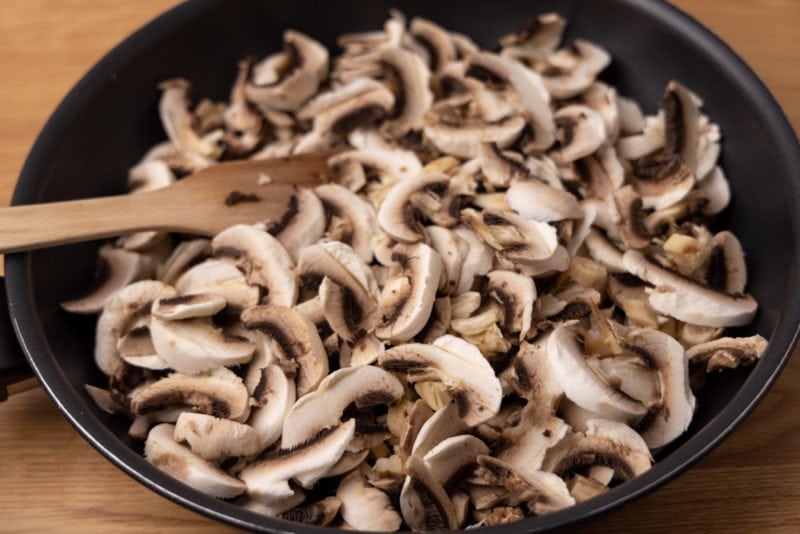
left=2, top=0, right=799, bottom=531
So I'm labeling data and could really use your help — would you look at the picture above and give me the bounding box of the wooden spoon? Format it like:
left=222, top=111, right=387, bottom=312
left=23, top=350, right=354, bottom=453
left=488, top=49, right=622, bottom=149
left=0, top=152, right=330, bottom=253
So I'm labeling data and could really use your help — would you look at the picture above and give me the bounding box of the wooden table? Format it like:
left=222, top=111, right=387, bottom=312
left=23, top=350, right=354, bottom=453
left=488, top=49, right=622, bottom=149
left=1, top=1, right=798, bottom=532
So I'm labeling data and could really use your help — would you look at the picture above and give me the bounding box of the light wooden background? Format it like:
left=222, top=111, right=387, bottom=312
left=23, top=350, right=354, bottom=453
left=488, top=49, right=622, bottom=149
left=0, top=1, right=798, bottom=532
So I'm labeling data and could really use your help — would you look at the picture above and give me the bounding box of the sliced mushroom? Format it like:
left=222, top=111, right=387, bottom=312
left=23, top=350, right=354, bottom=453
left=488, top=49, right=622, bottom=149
left=212, top=224, right=297, bottom=307
left=130, top=367, right=251, bottom=423
left=279, top=496, right=342, bottom=527
left=409, top=17, right=456, bottom=74
left=239, top=419, right=356, bottom=503
left=423, top=434, right=489, bottom=487
left=151, top=293, right=227, bottom=321
left=547, top=322, right=648, bottom=423
left=425, top=225, right=469, bottom=295
left=61, top=244, right=143, bottom=314
left=550, top=105, right=607, bottom=164
left=145, top=423, right=246, bottom=498
left=461, top=208, right=559, bottom=265
left=622, top=249, right=758, bottom=327
left=174, top=258, right=259, bottom=311
left=296, top=241, right=380, bottom=341
left=540, top=40, right=611, bottom=99
left=375, top=242, right=442, bottom=343
left=337, top=470, right=403, bottom=531
left=629, top=154, right=695, bottom=210
left=542, top=418, right=652, bottom=483
left=241, top=305, right=328, bottom=397
left=400, top=455, right=460, bottom=530
left=379, top=335, right=502, bottom=426
left=267, top=189, right=327, bottom=262
left=661, top=80, right=699, bottom=172
left=377, top=172, right=451, bottom=243
left=94, top=280, right=176, bottom=378
left=248, top=362, right=297, bottom=450
left=616, top=113, right=665, bottom=160
left=625, top=328, right=695, bottom=448
left=424, top=111, right=526, bottom=159
left=245, top=30, right=329, bottom=113
left=315, top=183, right=381, bottom=263
left=379, top=47, right=434, bottom=138
left=158, top=79, right=223, bottom=159
left=706, top=230, right=747, bottom=294
left=686, top=335, right=768, bottom=373
left=698, top=166, right=730, bottom=215
left=173, top=412, right=261, bottom=461
left=499, top=13, right=566, bottom=59
left=157, top=238, right=211, bottom=285
left=485, top=270, right=536, bottom=339
left=280, top=365, right=404, bottom=448
left=149, top=314, right=254, bottom=374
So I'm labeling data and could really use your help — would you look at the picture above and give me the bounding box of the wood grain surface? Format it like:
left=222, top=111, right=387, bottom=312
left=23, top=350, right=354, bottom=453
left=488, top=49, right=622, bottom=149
left=1, top=1, right=798, bottom=532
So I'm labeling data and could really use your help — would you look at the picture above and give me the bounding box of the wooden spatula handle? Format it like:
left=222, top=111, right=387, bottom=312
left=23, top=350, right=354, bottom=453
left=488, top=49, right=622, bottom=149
left=0, top=194, right=168, bottom=253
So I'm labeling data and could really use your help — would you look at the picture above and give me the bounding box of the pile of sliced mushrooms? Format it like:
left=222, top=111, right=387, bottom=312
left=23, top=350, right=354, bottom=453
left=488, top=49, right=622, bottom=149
left=65, top=11, right=769, bottom=530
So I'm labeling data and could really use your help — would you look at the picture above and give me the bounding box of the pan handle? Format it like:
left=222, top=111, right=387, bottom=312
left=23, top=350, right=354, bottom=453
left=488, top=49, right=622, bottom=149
left=0, top=280, right=36, bottom=401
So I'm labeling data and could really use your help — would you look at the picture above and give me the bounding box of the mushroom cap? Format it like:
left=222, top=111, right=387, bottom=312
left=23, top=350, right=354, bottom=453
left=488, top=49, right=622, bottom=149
left=622, top=249, right=758, bottom=327
left=145, top=423, right=246, bottom=499
left=281, top=365, right=404, bottom=448
left=239, top=419, right=356, bottom=503
left=379, top=335, right=502, bottom=426
left=211, top=224, right=297, bottom=307
left=240, top=305, right=329, bottom=397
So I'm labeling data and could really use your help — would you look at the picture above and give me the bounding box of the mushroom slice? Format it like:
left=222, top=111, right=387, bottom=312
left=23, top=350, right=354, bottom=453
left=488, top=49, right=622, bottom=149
left=409, top=17, right=457, bottom=73
left=622, top=249, right=758, bottom=327
left=485, top=270, right=536, bottom=339
left=625, top=329, right=695, bottom=449
left=174, top=258, right=259, bottom=311
left=616, top=114, right=665, bottom=160
left=95, top=280, right=177, bottom=378
left=499, top=13, right=566, bottom=58
left=295, top=79, right=395, bottom=152
left=241, top=305, right=328, bottom=397
left=297, top=241, right=380, bottom=341
left=425, top=226, right=469, bottom=295
left=615, top=185, right=653, bottom=250
left=315, top=183, right=380, bottom=263
left=542, top=418, right=652, bottom=482
left=686, top=335, right=768, bottom=373
left=661, top=80, right=699, bottom=172
left=245, top=30, right=329, bottom=112
left=157, top=238, right=211, bottom=284
left=584, top=228, right=626, bottom=273
left=375, top=242, right=442, bottom=343
left=698, top=166, right=730, bottom=215
left=377, top=172, right=450, bottom=243
left=337, top=470, right=403, bottom=532
left=279, top=496, right=342, bottom=527
left=541, top=40, right=611, bottom=99
left=281, top=365, right=404, bottom=448
left=149, top=316, right=255, bottom=374
left=248, top=362, right=296, bottom=449
left=424, top=434, right=489, bottom=487
left=379, top=47, right=434, bottom=138
left=476, top=143, right=580, bottom=221
left=550, top=105, right=607, bottom=164
left=239, top=419, right=356, bottom=502
left=400, top=455, right=460, bottom=531
left=424, top=113, right=526, bottom=159
left=379, top=335, right=502, bottom=426
left=130, top=368, right=251, bottom=422
left=329, top=132, right=423, bottom=185
left=339, top=331, right=385, bottom=367
left=629, top=154, right=695, bottom=210
left=222, top=59, right=264, bottom=157
left=158, top=79, right=224, bottom=159
left=151, top=293, right=227, bottom=320
left=707, top=231, right=747, bottom=294
left=461, top=208, right=559, bottom=264
left=145, top=423, right=246, bottom=498
left=61, top=245, right=143, bottom=314
left=474, top=456, right=575, bottom=515
left=547, top=322, right=648, bottom=423
left=267, top=189, right=327, bottom=262
left=466, top=52, right=554, bottom=150
left=173, top=412, right=261, bottom=462
left=212, top=224, right=297, bottom=307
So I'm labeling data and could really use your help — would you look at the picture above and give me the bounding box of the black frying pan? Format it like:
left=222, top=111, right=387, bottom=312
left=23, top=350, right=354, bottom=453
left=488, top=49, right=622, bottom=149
left=2, top=0, right=799, bottom=531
